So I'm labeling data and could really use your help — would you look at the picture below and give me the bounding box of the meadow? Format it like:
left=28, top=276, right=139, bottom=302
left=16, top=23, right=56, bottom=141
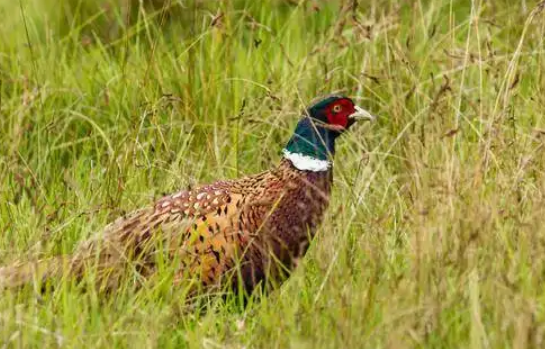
left=1, top=0, right=545, bottom=347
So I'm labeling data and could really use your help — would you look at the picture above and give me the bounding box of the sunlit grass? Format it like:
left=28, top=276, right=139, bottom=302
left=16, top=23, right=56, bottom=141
left=1, top=0, right=545, bottom=347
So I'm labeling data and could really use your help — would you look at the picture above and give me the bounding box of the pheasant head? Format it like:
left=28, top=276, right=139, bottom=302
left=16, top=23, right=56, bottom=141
left=283, top=95, right=375, bottom=171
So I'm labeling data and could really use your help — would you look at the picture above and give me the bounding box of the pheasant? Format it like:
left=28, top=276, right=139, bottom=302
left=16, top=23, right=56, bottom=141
left=0, top=95, right=374, bottom=294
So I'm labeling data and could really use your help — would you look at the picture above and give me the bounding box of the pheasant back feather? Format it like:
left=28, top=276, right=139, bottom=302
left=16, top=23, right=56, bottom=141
left=0, top=159, right=332, bottom=293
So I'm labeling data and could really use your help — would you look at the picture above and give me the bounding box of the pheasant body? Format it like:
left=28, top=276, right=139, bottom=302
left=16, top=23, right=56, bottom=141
left=78, top=159, right=331, bottom=293
left=0, top=95, right=374, bottom=293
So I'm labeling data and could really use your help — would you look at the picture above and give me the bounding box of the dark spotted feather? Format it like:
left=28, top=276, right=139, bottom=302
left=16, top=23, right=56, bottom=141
left=0, top=159, right=332, bottom=293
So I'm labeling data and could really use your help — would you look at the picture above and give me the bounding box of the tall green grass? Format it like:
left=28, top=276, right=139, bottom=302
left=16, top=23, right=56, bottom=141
left=1, top=0, right=545, bottom=347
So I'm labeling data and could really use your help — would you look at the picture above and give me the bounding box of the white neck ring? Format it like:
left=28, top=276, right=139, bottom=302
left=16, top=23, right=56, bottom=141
left=282, top=149, right=331, bottom=172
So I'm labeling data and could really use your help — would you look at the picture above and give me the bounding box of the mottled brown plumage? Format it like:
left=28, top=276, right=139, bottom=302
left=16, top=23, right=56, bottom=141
left=0, top=160, right=330, bottom=293
left=0, top=95, right=374, bottom=294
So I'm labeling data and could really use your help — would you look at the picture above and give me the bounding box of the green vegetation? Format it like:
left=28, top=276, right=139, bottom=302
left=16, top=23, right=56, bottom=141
left=1, top=0, right=545, bottom=347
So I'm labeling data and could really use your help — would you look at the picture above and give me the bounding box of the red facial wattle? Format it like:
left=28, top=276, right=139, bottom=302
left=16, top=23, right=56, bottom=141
left=324, top=99, right=356, bottom=128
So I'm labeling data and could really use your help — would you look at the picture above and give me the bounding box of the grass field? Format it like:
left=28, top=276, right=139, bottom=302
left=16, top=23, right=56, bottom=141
left=1, top=0, right=545, bottom=347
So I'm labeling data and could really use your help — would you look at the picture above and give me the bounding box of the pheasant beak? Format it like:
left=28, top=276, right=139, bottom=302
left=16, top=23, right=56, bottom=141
left=349, top=105, right=375, bottom=122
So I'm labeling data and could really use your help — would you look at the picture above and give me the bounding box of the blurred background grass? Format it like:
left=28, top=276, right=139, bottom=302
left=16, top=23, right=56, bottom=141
left=1, top=0, right=545, bottom=348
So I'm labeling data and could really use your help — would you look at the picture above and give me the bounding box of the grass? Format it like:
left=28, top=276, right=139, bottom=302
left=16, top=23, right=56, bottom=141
left=1, top=0, right=545, bottom=347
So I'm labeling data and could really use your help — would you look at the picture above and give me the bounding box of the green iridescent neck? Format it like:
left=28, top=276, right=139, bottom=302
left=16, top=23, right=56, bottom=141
left=284, top=118, right=338, bottom=161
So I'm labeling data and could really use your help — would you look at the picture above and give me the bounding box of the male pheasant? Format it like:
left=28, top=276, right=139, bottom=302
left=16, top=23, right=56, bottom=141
left=0, top=95, right=374, bottom=294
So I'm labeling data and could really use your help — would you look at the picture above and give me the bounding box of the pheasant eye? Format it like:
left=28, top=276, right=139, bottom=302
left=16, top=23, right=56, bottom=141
left=332, top=104, right=342, bottom=113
